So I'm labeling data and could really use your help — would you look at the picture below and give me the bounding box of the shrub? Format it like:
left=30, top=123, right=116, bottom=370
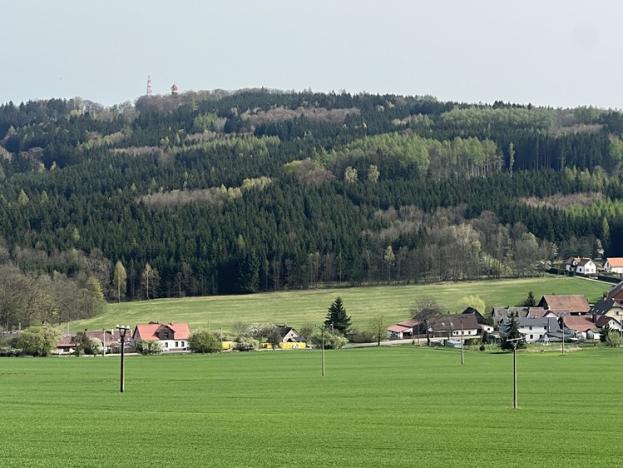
left=310, top=329, right=348, bottom=349
left=14, top=325, right=60, bottom=357
left=0, top=346, right=20, bottom=357
left=234, top=336, right=258, bottom=352
left=189, top=330, right=221, bottom=353
left=135, top=339, right=162, bottom=355
left=606, top=331, right=622, bottom=347
left=73, top=333, right=103, bottom=356
left=348, top=329, right=375, bottom=343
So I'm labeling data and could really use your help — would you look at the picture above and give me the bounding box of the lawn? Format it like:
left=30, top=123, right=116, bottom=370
left=1, top=346, right=622, bottom=467
left=71, top=276, right=611, bottom=333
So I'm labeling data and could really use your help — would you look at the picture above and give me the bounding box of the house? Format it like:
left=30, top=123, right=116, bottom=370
left=428, top=314, right=479, bottom=338
left=595, top=315, right=622, bottom=332
left=538, top=295, right=590, bottom=316
left=491, top=306, right=555, bottom=325
left=462, top=307, right=494, bottom=334
left=565, top=257, right=596, bottom=275
left=55, top=334, right=77, bottom=355
left=500, top=317, right=561, bottom=343
left=85, top=329, right=129, bottom=354
left=591, top=297, right=623, bottom=321
left=604, top=258, right=623, bottom=275
left=387, top=324, right=412, bottom=340
left=561, top=316, right=598, bottom=340
left=606, top=281, right=623, bottom=303
left=132, top=322, right=191, bottom=351
left=272, top=326, right=306, bottom=349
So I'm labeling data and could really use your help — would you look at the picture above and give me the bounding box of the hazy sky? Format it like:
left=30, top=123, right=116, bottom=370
left=1, top=0, right=620, bottom=108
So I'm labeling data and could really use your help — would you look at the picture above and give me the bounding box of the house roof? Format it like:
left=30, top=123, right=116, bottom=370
left=57, top=334, right=75, bottom=347
left=429, top=314, right=479, bottom=332
left=275, top=326, right=302, bottom=341
left=397, top=318, right=420, bottom=328
left=607, top=282, right=623, bottom=302
left=607, top=258, right=623, bottom=268
left=596, top=315, right=620, bottom=328
left=462, top=307, right=487, bottom=323
left=134, top=322, right=191, bottom=341
left=565, top=256, right=579, bottom=266
left=501, top=317, right=560, bottom=332
left=539, top=295, right=590, bottom=313
left=387, top=324, right=411, bottom=333
left=526, top=307, right=548, bottom=318
left=577, top=258, right=594, bottom=267
left=562, top=316, right=597, bottom=332
left=591, top=297, right=621, bottom=315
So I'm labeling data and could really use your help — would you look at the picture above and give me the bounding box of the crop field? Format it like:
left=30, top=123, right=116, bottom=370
left=1, top=346, right=622, bottom=467
left=71, top=276, right=610, bottom=332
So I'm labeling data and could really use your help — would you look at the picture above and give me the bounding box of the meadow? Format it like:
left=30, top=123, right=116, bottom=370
left=1, top=346, right=622, bottom=467
left=72, top=276, right=610, bottom=333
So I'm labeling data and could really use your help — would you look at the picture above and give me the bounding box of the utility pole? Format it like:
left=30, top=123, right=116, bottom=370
left=117, top=325, right=130, bottom=393
left=561, top=317, right=565, bottom=355
left=321, top=326, right=325, bottom=377
left=507, top=337, right=523, bottom=409
left=460, top=319, right=464, bottom=365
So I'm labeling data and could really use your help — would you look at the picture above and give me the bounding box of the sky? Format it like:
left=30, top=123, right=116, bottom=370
left=1, top=0, right=621, bottom=108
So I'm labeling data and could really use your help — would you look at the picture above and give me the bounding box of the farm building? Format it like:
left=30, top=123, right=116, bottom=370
left=428, top=314, right=479, bottom=338
left=565, top=257, right=597, bottom=275
left=132, top=322, right=191, bottom=351
left=538, top=295, right=590, bottom=316
left=499, top=317, right=561, bottom=343
left=561, top=316, right=598, bottom=340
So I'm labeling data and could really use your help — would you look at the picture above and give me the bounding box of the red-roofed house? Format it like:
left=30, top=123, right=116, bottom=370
left=605, top=258, right=623, bottom=275
left=132, top=322, right=191, bottom=351
left=562, top=316, right=598, bottom=340
left=538, top=295, right=590, bottom=316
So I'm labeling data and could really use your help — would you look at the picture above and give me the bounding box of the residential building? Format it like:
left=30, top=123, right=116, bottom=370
left=604, top=258, right=623, bottom=275
left=565, top=257, right=596, bottom=275
left=132, top=322, right=191, bottom=351
left=429, top=314, right=479, bottom=338
left=591, top=297, right=623, bottom=321
left=595, top=315, right=622, bottom=333
left=499, top=317, right=561, bottom=343
left=492, top=306, right=555, bottom=325
left=606, top=281, right=623, bottom=303
left=561, top=316, right=598, bottom=340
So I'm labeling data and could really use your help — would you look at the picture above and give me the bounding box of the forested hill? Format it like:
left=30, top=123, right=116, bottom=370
left=1, top=89, right=623, bottom=320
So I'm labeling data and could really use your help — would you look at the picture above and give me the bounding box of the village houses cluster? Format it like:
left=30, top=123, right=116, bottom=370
left=387, top=284, right=623, bottom=345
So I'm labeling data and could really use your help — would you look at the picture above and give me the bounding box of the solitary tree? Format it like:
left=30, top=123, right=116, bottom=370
left=521, top=291, right=536, bottom=307
left=113, top=260, right=127, bottom=303
left=372, top=314, right=385, bottom=346
left=142, top=263, right=153, bottom=299
left=384, top=245, right=396, bottom=281
left=325, top=297, right=351, bottom=335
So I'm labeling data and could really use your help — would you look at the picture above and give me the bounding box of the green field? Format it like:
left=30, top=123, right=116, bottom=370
left=1, top=346, right=622, bottom=467
left=72, top=276, right=610, bottom=333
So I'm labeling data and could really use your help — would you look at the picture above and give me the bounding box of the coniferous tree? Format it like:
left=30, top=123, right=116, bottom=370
left=501, top=314, right=525, bottom=350
left=325, top=297, right=351, bottom=335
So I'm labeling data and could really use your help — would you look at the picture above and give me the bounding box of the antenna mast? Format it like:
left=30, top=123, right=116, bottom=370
left=146, top=75, right=153, bottom=96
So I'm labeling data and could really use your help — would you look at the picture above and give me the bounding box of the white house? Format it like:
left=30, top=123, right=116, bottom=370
left=132, top=322, right=191, bottom=351
left=500, top=317, right=561, bottom=343
left=565, top=257, right=596, bottom=275
left=605, top=258, right=623, bottom=275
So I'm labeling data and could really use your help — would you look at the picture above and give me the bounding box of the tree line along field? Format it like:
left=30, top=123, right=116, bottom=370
left=1, top=346, right=623, bottom=467
left=70, top=276, right=609, bottom=333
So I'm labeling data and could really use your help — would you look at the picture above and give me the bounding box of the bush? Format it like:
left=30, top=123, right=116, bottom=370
left=348, top=329, right=375, bottom=343
left=14, top=325, right=60, bottom=357
left=310, top=329, right=348, bottom=349
left=135, top=339, right=162, bottom=355
left=189, top=330, right=221, bottom=353
left=73, top=333, right=103, bottom=356
left=606, top=331, right=622, bottom=347
left=0, top=346, right=20, bottom=357
left=234, top=336, right=258, bottom=352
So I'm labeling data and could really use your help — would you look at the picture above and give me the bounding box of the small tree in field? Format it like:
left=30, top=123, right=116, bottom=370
left=325, top=297, right=351, bottom=335
left=606, top=331, right=622, bottom=347
left=372, top=315, right=385, bottom=346
left=189, top=330, right=221, bottom=353
left=521, top=291, right=536, bottom=307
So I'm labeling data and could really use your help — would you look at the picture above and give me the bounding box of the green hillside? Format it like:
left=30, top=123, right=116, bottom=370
left=71, top=276, right=611, bottom=333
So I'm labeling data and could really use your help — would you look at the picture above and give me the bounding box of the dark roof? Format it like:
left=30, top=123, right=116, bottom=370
left=607, top=281, right=623, bottom=302
left=526, top=307, right=548, bottom=318
left=462, top=307, right=487, bottom=324
left=501, top=317, right=561, bottom=332
left=596, top=315, right=620, bottom=328
left=577, top=258, right=594, bottom=267
left=275, top=326, right=302, bottom=341
left=429, top=314, right=479, bottom=332
left=492, top=307, right=529, bottom=321
left=591, top=297, right=622, bottom=316
left=562, top=316, right=597, bottom=333
left=538, top=295, right=590, bottom=313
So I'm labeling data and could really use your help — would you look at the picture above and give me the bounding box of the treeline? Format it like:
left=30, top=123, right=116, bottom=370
left=0, top=90, right=622, bottom=305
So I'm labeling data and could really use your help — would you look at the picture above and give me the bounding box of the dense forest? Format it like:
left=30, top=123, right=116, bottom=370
left=1, top=89, right=623, bottom=327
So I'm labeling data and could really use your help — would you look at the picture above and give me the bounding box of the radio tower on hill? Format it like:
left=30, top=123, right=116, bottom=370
left=146, top=75, right=153, bottom=96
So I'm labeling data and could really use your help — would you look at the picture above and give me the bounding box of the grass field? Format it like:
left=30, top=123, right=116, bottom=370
left=71, top=276, right=611, bottom=333
left=2, top=346, right=623, bottom=467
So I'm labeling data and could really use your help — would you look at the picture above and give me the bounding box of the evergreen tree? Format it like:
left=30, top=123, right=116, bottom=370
left=325, top=297, right=351, bottom=335
left=501, top=314, right=525, bottom=350
left=522, top=291, right=536, bottom=307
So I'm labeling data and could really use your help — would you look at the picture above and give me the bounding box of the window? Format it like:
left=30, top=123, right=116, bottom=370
left=529, top=335, right=533, bottom=340
left=175, top=341, right=179, bottom=347
left=164, top=342, right=168, bottom=348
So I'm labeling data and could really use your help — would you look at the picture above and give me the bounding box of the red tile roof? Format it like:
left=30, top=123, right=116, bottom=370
left=562, top=316, right=597, bottom=332
left=540, top=295, right=590, bottom=313
left=133, top=322, right=191, bottom=341
left=607, top=258, right=623, bottom=268
left=387, top=324, right=411, bottom=333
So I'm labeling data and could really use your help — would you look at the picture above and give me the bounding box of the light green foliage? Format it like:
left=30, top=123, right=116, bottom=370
left=439, top=106, right=555, bottom=132
left=241, top=176, right=272, bottom=191
left=310, top=329, right=348, bottom=349
left=344, top=166, right=358, bottom=184
left=135, top=339, right=162, bottom=355
left=2, top=348, right=623, bottom=465
left=17, top=189, right=29, bottom=206
left=367, top=164, right=380, bottom=183
left=192, top=113, right=218, bottom=132
left=456, top=295, right=486, bottom=314
left=606, top=331, right=621, bottom=347
left=71, top=277, right=608, bottom=334
left=325, top=133, right=502, bottom=177
left=13, top=325, right=60, bottom=356
left=189, top=330, right=221, bottom=353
